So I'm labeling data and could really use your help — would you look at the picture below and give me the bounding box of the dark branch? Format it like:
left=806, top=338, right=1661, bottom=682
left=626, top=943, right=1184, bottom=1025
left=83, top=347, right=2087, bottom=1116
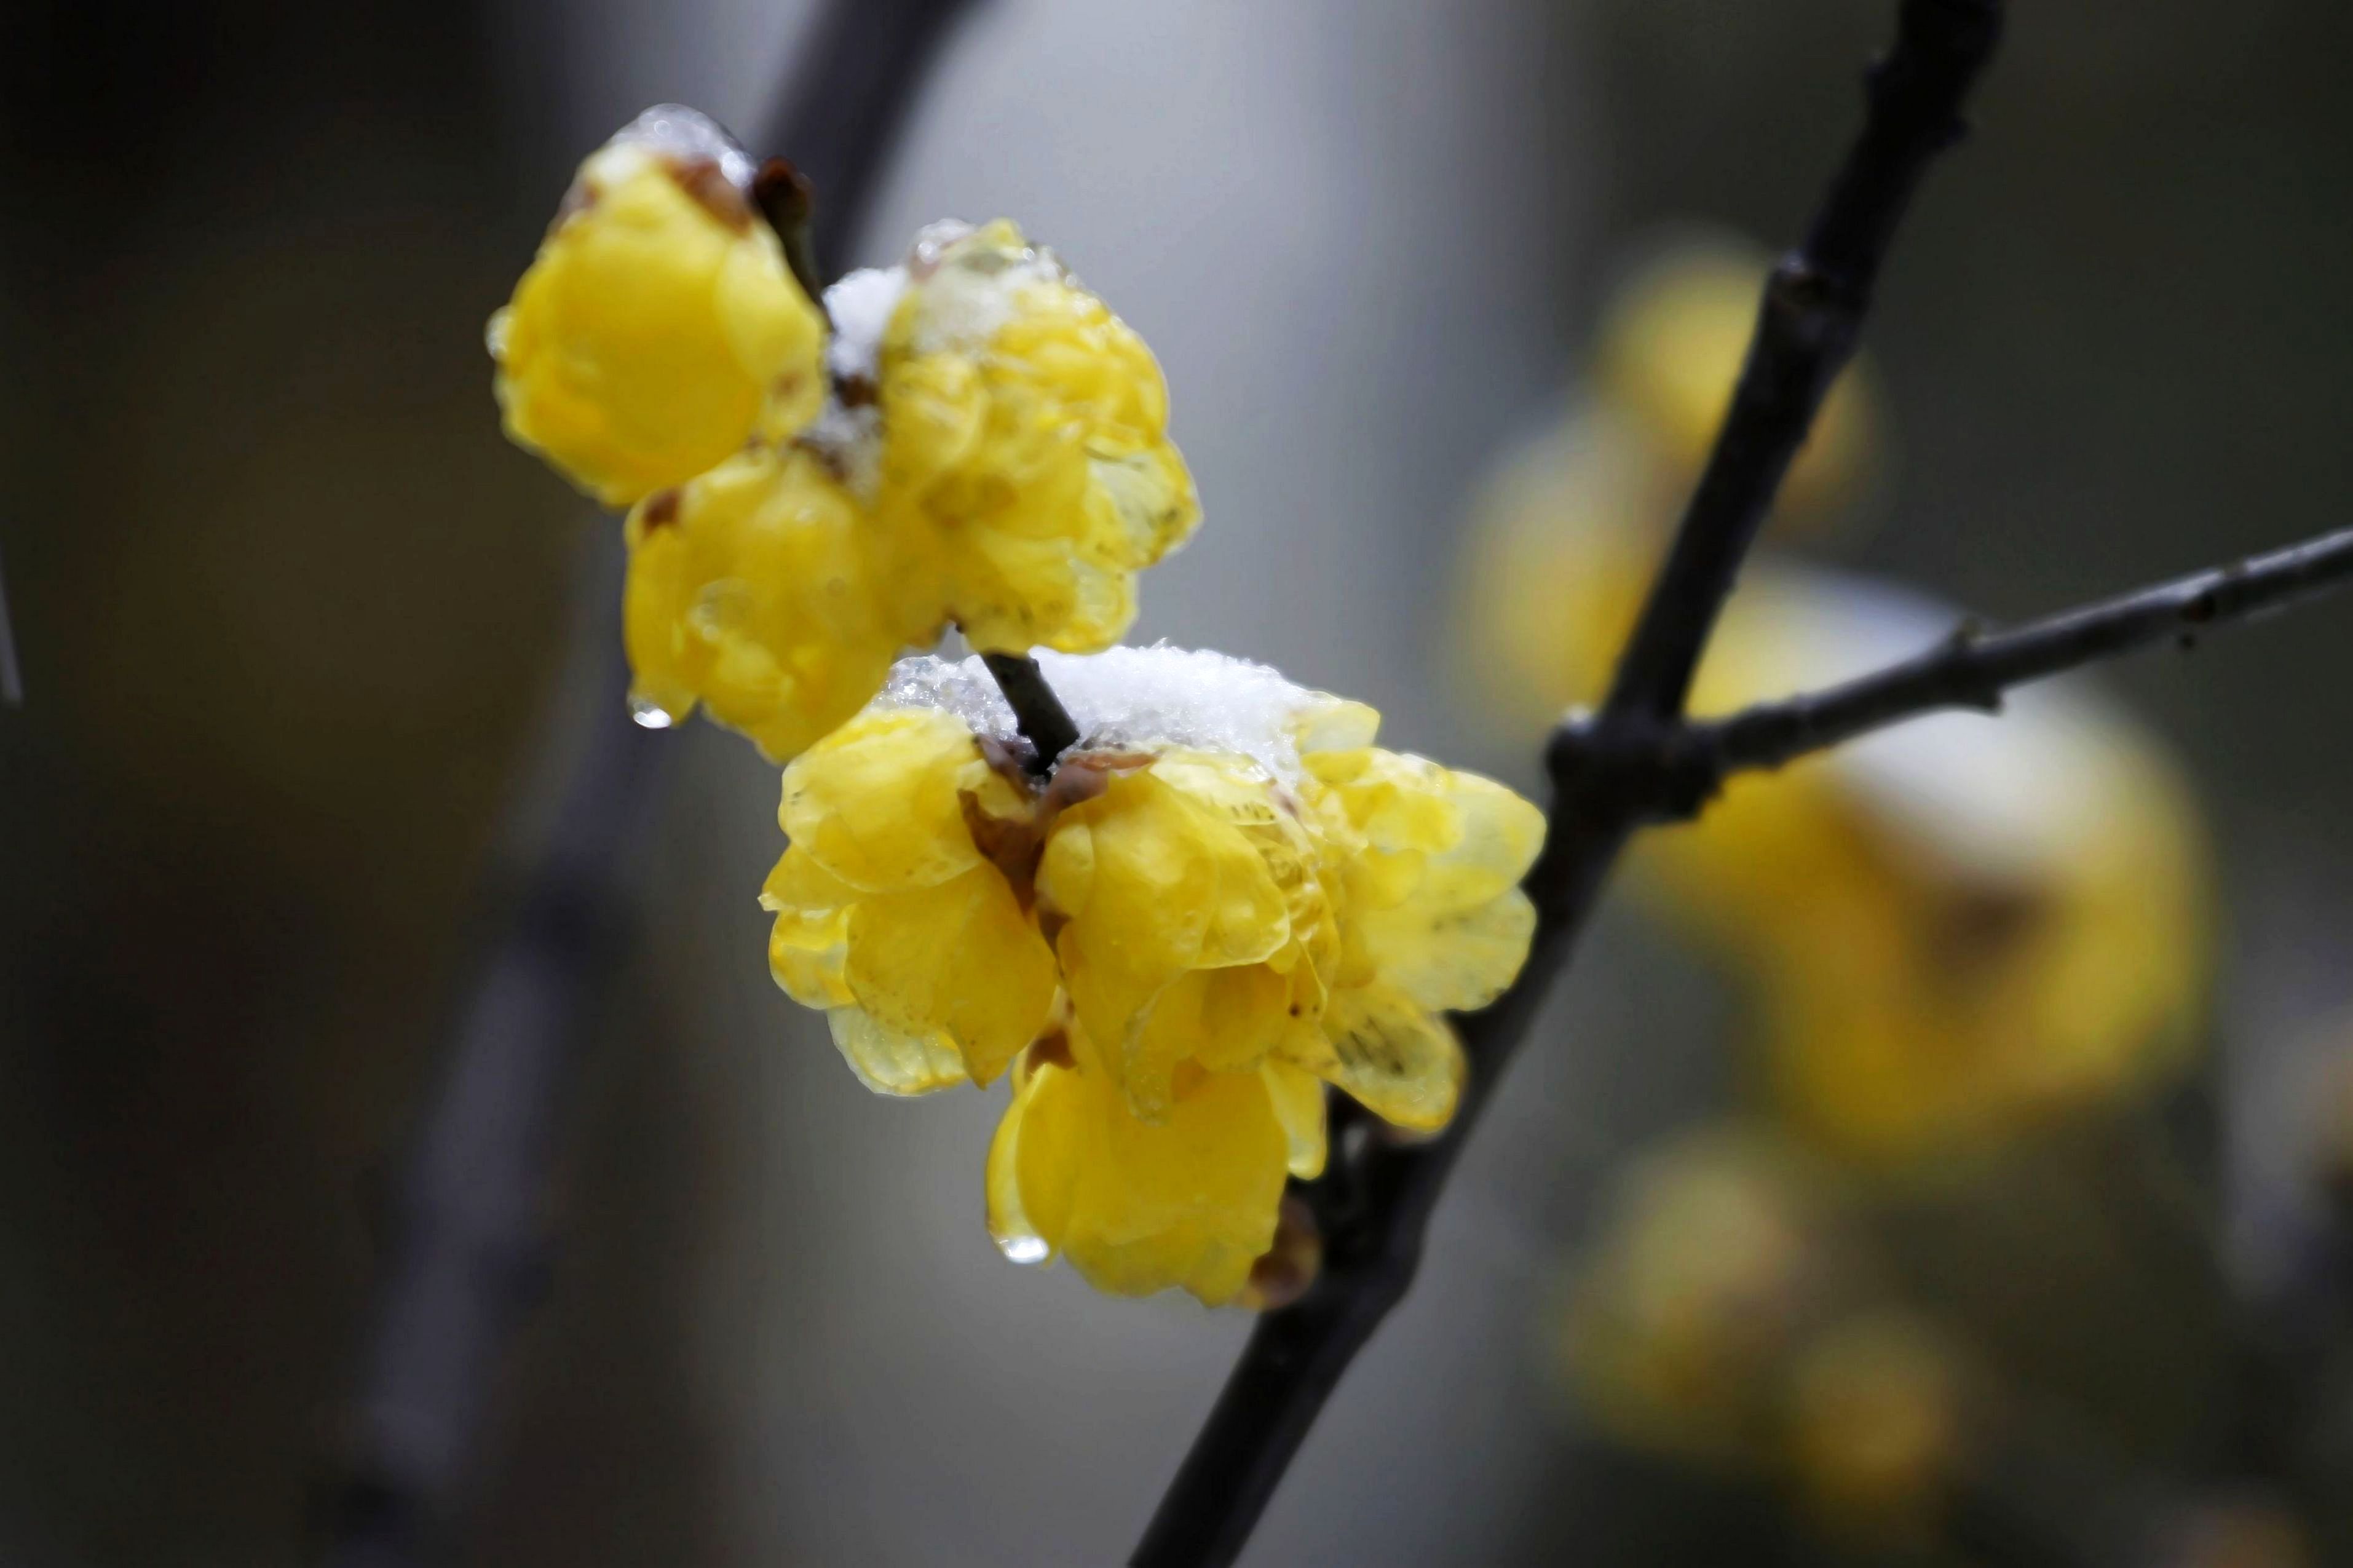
left=1683, top=524, right=2353, bottom=785
left=1131, top=5, right=2004, bottom=1566
left=325, top=4, right=981, bottom=1562
left=979, top=651, right=1081, bottom=774
left=1603, top=0, right=2003, bottom=723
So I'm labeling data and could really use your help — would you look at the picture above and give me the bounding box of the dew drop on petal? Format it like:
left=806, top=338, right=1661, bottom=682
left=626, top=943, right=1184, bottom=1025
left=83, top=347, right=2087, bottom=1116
left=629, top=696, right=676, bottom=730
left=997, top=1234, right=1050, bottom=1265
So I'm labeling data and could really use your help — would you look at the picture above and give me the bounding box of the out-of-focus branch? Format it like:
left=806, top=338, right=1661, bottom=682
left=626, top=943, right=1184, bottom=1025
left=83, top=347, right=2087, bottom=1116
left=1131, top=5, right=2004, bottom=1566
left=324, top=4, right=979, bottom=1563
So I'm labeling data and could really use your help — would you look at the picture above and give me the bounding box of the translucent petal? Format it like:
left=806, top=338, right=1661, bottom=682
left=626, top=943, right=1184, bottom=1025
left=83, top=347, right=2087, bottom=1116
left=1358, top=887, right=1538, bottom=1013
left=1299, top=983, right=1466, bottom=1132
left=1415, top=770, right=1548, bottom=910
left=1261, top=1059, right=1329, bottom=1179
left=781, top=707, right=989, bottom=891
left=1042, top=769, right=1291, bottom=991
left=827, top=1007, right=969, bottom=1096
left=1002, top=1059, right=1287, bottom=1304
left=759, top=849, right=858, bottom=1007
left=844, top=865, right=1058, bottom=1086
left=1120, top=962, right=1295, bottom=1121
left=1305, top=748, right=1463, bottom=855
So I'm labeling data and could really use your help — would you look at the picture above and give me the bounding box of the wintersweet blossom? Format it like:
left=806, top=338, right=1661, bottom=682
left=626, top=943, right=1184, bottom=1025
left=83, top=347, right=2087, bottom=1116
left=1562, top=1128, right=1961, bottom=1535
left=759, top=647, right=1544, bottom=1304
left=627, top=220, right=1199, bottom=757
left=489, top=106, right=828, bottom=506
left=492, top=113, right=1198, bottom=762
left=1453, top=236, right=2205, bottom=1161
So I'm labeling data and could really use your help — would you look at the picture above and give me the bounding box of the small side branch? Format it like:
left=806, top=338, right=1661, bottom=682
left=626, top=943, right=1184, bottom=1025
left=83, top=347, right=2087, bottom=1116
left=1680, top=523, right=2353, bottom=791
left=980, top=651, right=1081, bottom=774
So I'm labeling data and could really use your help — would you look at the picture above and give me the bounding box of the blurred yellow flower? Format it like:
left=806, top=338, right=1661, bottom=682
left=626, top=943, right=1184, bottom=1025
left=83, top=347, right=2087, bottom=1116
left=489, top=106, right=827, bottom=507
left=759, top=647, right=1545, bottom=1302
left=1786, top=1313, right=1963, bottom=1538
left=1655, top=570, right=2209, bottom=1162
left=1563, top=1126, right=1965, bottom=1534
left=1564, top=1128, right=1840, bottom=1465
left=1594, top=234, right=1879, bottom=524
left=1453, top=231, right=2208, bottom=1163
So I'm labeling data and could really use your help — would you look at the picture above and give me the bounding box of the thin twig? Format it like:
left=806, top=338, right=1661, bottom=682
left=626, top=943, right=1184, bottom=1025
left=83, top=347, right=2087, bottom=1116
left=325, top=4, right=979, bottom=1562
left=1680, top=524, right=2353, bottom=786
left=979, top=651, right=1082, bottom=774
left=1131, top=5, right=2004, bottom=1564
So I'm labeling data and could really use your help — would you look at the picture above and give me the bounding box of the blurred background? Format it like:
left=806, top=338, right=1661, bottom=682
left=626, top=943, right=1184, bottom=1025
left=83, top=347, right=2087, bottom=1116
left=7, top=0, right=2353, bottom=1562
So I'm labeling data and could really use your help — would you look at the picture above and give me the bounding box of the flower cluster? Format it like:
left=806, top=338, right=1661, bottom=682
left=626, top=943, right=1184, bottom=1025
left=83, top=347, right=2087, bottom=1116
left=492, top=113, right=1199, bottom=761
left=492, top=108, right=1545, bottom=1307
left=761, top=647, right=1544, bottom=1304
left=623, top=219, right=1198, bottom=759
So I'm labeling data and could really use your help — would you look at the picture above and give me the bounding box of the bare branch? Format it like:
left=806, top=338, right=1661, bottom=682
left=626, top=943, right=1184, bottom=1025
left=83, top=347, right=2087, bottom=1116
left=1604, top=0, right=2002, bottom=723
left=1683, top=523, right=2353, bottom=785
left=979, top=651, right=1081, bottom=774
left=1131, top=5, right=2005, bottom=1566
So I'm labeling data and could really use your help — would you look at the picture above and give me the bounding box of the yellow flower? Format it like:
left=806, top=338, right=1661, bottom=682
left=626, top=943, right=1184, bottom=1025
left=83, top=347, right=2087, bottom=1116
left=759, top=647, right=1546, bottom=1302
left=1563, top=1128, right=1964, bottom=1537
left=761, top=703, right=1057, bottom=1093
left=871, top=220, right=1200, bottom=654
left=1452, top=231, right=2205, bottom=1164
left=513, top=191, right=1200, bottom=761
left=489, top=106, right=827, bottom=506
left=621, top=445, right=936, bottom=761
left=1563, top=1128, right=1841, bottom=1465
left=1593, top=232, right=1879, bottom=527
left=1645, top=567, right=2209, bottom=1162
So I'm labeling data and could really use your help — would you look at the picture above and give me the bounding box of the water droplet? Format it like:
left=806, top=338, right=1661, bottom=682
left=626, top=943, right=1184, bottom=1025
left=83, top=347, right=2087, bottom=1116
left=629, top=697, right=675, bottom=730
left=997, top=1234, right=1049, bottom=1265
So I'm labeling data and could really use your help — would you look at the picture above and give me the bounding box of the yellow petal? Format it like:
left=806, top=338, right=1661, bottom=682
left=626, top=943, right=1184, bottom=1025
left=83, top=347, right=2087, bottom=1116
left=1261, top=1059, right=1329, bottom=1179
left=1305, top=748, right=1463, bottom=855
left=760, top=847, right=857, bottom=1008
left=781, top=707, right=990, bottom=891
left=1357, top=887, right=1538, bottom=1013
left=998, top=1059, right=1288, bottom=1304
left=1299, top=983, right=1466, bottom=1133
left=843, top=865, right=1058, bottom=1086
left=1415, top=770, right=1547, bottom=910
left=826, top=1007, right=969, bottom=1096
left=1120, top=962, right=1296, bottom=1121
